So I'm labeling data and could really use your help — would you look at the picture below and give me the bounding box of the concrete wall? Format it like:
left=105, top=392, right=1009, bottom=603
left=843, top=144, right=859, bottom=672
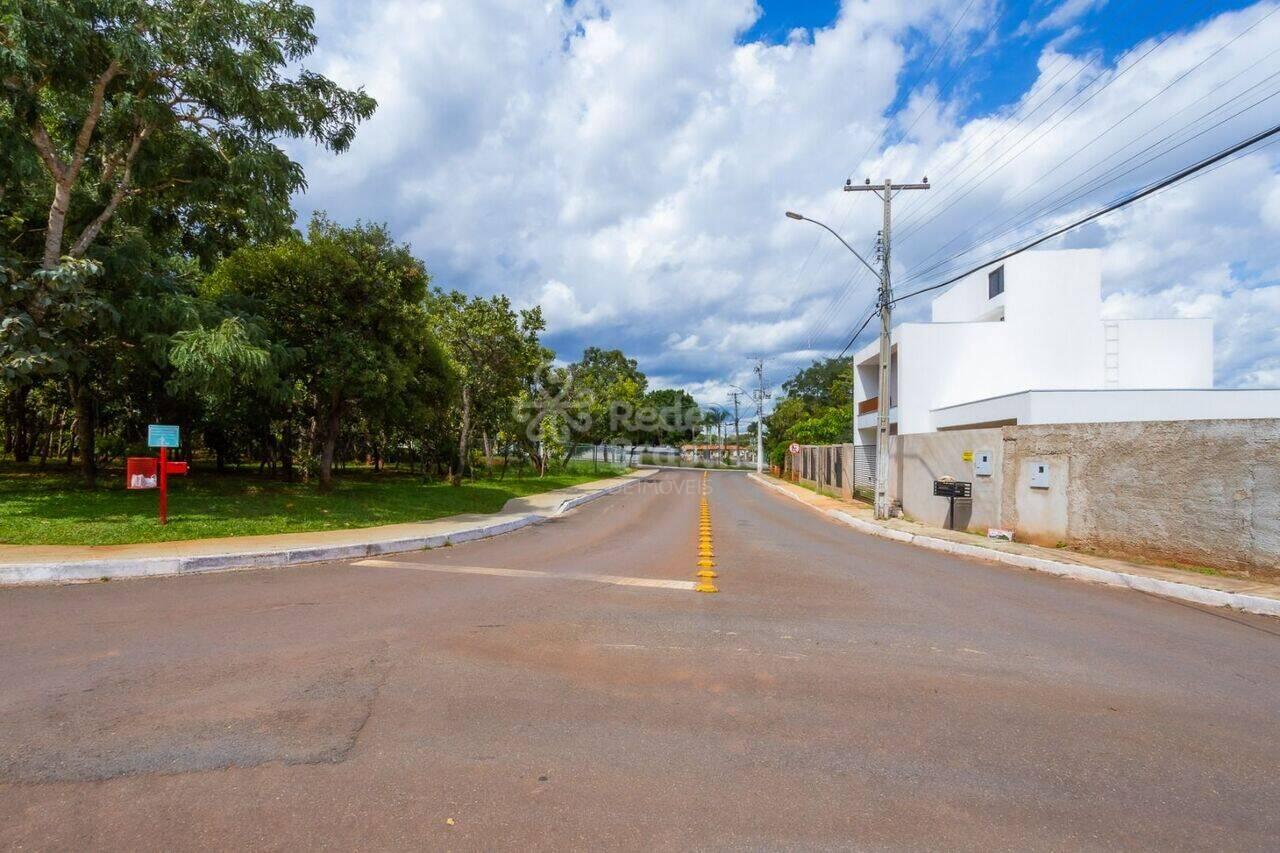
left=896, top=429, right=1004, bottom=532
left=794, top=444, right=855, bottom=501
left=1001, top=419, right=1279, bottom=574
left=891, top=419, right=1279, bottom=575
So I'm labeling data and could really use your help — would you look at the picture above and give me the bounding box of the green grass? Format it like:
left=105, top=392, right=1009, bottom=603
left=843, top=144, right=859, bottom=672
left=0, top=460, right=626, bottom=546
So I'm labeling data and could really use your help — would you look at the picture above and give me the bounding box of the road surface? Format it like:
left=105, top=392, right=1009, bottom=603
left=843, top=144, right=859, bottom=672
left=2, top=469, right=1278, bottom=851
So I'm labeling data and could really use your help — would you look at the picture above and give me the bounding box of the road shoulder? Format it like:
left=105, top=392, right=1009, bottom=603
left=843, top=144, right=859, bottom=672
left=748, top=473, right=1280, bottom=618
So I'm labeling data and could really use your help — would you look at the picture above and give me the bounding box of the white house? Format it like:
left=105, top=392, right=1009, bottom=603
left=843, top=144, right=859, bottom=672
left=852, top=248, right=1280, bottom=443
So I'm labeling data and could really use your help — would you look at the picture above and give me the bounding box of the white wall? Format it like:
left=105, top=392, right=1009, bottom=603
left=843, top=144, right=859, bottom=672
left=855, top=249, right=1224, bottom=437
left=932, top=389, right=1280, bottom=430
left=1114, top=319, right=1213, bottom=388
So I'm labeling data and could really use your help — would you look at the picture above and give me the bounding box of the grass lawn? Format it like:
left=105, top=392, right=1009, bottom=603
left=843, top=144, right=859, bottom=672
left=0, top=460, right=627, bottom=546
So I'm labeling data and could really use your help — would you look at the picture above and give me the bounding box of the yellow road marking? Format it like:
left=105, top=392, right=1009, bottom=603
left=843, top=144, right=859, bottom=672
left=352, top=559, right=697, bottom=591
left=695, top=471, right=719, bottom=593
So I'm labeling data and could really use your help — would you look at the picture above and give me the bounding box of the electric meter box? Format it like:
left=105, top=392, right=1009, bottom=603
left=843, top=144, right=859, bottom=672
left=1029, top=461, right=1051, bottom=489
left=974, top=450, right=993, bottom=477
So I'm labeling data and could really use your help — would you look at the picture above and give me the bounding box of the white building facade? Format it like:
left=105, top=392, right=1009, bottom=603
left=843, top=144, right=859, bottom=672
left=852, top=248, right=1280, bottom=443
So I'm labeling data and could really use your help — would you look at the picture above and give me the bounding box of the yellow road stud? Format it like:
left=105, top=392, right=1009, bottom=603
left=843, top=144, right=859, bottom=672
left=695, top=580, right=718, bottom=593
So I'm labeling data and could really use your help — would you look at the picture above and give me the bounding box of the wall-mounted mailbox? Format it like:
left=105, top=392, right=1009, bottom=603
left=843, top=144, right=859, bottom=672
left=1029, top=461, right=1050, bottom=489
left=974, top=450, right=993, bottom=477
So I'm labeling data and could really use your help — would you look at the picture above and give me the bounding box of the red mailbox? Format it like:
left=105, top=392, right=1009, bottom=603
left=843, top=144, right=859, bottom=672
left=126, top=457, right=158, bottom=490
left=126, top=448, right=188, bottom=523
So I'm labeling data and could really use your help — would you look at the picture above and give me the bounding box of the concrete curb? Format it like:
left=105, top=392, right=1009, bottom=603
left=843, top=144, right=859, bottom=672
left=0, top=471, right=650, bottom=587
left=748, top=474, right=1280, bottom=618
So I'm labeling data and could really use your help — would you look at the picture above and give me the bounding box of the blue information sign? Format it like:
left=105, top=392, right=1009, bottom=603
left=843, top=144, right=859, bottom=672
left=147, top=424, right=181, bottom=448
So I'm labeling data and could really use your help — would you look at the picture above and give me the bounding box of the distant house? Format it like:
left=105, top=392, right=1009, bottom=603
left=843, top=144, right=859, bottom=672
left=851, top=248, right=1280, bottom=443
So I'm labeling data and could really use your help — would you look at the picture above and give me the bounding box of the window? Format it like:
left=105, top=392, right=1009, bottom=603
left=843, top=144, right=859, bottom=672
left=988, top=265, right=1004, bottom=299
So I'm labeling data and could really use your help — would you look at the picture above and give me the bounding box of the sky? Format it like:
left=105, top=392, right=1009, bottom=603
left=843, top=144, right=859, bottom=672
left=289, top=0, right=1280, bottom=413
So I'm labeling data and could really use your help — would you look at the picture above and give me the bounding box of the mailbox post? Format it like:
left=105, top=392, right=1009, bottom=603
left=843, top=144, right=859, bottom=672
left=933, top=478, right=973, bottom=531
left=126, top=425, right=188, bottom=524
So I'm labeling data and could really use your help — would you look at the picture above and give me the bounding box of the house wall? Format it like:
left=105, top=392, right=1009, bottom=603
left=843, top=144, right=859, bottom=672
left=891, top=419, right=1279, bottom=575
left=896, top=429, right=1004, bottom=531
left=1113, top=319, right=1213, bottom=388
left=895, top=249, right=1110, bottom=434
left=932, top=388, right=1280, bottom=431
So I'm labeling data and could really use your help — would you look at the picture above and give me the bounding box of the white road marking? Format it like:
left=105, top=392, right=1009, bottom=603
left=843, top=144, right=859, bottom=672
left=352, top=559, right=697, bottom=591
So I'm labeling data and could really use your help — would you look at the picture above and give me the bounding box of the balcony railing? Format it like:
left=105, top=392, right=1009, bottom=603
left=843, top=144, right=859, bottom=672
left=857, top=396, right=879, bottom=416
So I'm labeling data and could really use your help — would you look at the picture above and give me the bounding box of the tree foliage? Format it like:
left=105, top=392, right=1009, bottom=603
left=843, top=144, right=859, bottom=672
left=205, top=215, right=449, bottom=489
left=764, top=357, right=854, bottom=465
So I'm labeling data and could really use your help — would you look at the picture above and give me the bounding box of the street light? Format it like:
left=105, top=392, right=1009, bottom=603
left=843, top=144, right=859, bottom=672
left=785, top=209, right=883, bottom=513
left=784, top=211, right=879, bottom=278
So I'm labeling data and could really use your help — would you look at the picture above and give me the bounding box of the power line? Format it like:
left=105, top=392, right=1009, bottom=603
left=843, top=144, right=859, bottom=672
left=886, top=123, right=1280, bottom=309
left=894, top=5, right=1280, bottom=280
left=800, top=0, right=991, bottom=348
left=819, top=0, right=1162, bottom=348
left=894, top=1, right=1194, bottom=245
left=898, top=77, right=1280, bottom=289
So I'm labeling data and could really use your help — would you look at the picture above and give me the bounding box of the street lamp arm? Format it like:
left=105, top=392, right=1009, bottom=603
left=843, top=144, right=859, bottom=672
left=784, top=212, right=880, bottom=279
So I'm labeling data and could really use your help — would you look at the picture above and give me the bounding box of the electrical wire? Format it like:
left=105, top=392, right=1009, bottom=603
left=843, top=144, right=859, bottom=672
left=897, top=78, right=1280, bottom=288
left=894, top=4, right=1280, bottom=276
left=893, top=1, right=1196, bottom=244
left=885, top=122, right=1280, bottom=309
left=801, top=0, right=990, bottom=348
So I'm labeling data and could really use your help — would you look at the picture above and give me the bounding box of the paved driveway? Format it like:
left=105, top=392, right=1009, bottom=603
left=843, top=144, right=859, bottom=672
left=2, top=470, right=1278, bottom=850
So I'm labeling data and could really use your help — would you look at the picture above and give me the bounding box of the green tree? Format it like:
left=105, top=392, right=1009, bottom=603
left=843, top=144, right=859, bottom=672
left=2, top=0, right=376, bottom=272
left=636, top=388, right=701, bottom=446
left=566, top=347, right=648, bottom=446
left=2, top=0, right=376, bottom=483
left=780, top=357, right=853, bottom=410
left=205, top=215, right=442, bottom=490
left=425, top=289, right=546, bottom=485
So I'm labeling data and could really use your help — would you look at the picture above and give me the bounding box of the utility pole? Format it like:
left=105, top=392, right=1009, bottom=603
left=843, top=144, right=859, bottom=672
left=752, top=359, right=770, bottom=475
left=728, top=391, right=742, bottom=463
left=844, top=176, right=929, bottom=519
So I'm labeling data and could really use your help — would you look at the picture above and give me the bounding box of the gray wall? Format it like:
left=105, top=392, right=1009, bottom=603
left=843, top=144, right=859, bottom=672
left=896, top=429, right=1004, bottom=531
left=892, top=419, right=1279, bottom=576
left=1001, top=419, right=1279, bottom=573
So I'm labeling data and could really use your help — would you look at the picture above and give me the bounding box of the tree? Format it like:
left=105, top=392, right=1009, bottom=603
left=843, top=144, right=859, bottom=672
left=2, top=0, right=376, bottom=484
left=566, top=347, right=647, bottom=446
left=425, top=290, right=545, bottom=485
left=204, top=215, right=443, bottom=490
left=1, top=0, right=376, bottom=272
left=635, top=388, right=702, bottom=446
left=780, top=357, right=853, bottom=410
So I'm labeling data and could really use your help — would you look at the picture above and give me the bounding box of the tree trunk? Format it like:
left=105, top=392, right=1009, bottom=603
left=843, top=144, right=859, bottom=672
left=40, top=410, right=59, bottom=467
left=282, top=420, right=295, bottom=482
left=42, top=181, right=74, bottom=270
left=452, top=384, right=472, bottom=486
left=70, top=377, right=96, bottom=487
left=317, top=393, right=343, bottom=492
left=9, top=385, right=33, bottom=463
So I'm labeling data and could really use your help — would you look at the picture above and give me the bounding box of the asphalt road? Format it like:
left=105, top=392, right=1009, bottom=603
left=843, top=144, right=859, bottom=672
left=2, top=469, right=1278, bottom=851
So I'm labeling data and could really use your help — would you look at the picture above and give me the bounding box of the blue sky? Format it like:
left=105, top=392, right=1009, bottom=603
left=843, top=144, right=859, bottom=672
left=294, top=0, right=1280, bottom=409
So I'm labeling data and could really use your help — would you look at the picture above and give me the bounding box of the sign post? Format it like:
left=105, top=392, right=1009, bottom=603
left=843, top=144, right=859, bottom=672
left=143, top=425, right=187, bottom=525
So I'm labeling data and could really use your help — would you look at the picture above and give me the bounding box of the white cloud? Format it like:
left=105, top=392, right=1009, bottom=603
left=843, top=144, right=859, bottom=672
left=292, top=0, right=1280, bottom=398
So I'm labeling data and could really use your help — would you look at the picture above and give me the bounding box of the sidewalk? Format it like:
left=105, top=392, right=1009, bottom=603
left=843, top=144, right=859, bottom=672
left=0, top=469, right=657, bottom=586
left=749, top=473, right=1280, bottom=618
